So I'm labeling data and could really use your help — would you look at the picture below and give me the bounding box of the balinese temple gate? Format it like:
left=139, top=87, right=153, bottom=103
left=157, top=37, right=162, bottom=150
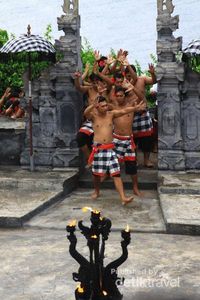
left=1, top=0, right=198, bottom=171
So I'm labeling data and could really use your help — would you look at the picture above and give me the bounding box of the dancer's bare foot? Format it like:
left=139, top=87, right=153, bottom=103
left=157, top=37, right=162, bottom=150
left=133, top=188, right=144, bottom=197
left=91, top=191, right=100, bottom=200
left=122, top=196, right=133, bottom=206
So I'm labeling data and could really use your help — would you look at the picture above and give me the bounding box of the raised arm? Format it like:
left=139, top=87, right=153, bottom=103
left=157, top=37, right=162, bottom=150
left=144, top=64, right=157, bottom=85
left=108, top=49, right=124, bottom=74
left=113, top=101, right=146, bottom=118
left=81, top=63, right=90, bottom=81
left=93, top=62, right=114, bottom=86
left=122, top=80, right=144, bottom=101
left=101, top=55, right=116, bottom=75
left=73, top=71, right=90, bottom=94
left=84, top=103, right=95, bottom=120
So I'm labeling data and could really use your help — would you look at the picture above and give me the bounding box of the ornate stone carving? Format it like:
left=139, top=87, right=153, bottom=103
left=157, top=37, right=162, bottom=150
left=157, top=0, right=174, bottom=16
left=182, top=101, right=200, bottom=151
left=158, top=150, right=185, bottom=170
left=185, top=152, right=200, bottom=169
left=62, top=0, right=78, bottom=15
left=156, top=63, right=184, bottom=83
left=157, top=37, right=182, bottom=56
left=157, top=15, right=179, bottom=32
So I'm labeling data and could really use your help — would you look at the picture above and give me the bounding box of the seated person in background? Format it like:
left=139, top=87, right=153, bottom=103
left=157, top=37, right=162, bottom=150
left=3, top=87, right=25, bottom=119
left=0, top=87, right=11, bottom=115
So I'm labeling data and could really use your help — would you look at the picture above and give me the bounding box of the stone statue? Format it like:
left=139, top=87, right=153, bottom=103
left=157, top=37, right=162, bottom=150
left=157, top=0, right=174, bottom=15
left=62, top=0, right=78, bottom=15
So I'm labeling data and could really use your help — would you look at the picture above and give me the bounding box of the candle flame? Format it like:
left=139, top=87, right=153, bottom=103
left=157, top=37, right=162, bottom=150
left=82, top=206, right=93, bottom=212
left=68, top=220, right=76, bottom=227
left=77, top=284, right=84, bottom=293
left=103, top=290, right=108, bottom=296
left=91, top=235, right=98, bottom=239
left=93, top=209, right=100, bottom=214
left=125, top=224, right=130, bottom=232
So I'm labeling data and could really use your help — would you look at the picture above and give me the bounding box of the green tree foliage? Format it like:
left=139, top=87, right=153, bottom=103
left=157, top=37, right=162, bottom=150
left=188, top=56, right=200, bottom=73
left=44, top=24, right=53, bottom=41
left=0, top=29, right=9, bottom=47
left=81, top=38, right=95, bottom=73
left=0, top=25, right=53, bottom=96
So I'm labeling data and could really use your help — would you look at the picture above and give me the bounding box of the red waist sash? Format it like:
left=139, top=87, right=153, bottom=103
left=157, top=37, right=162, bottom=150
left=88, top=143, right=115, bottom=165
left=113, top=133, right=136, bottom=150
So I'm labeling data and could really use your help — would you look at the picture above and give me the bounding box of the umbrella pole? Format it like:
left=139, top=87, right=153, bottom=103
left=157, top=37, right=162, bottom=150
left=28, top=52, right=34, bottom=171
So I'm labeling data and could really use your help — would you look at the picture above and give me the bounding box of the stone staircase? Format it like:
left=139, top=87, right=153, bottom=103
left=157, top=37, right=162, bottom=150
left=0, top=158, right=199, bottom=235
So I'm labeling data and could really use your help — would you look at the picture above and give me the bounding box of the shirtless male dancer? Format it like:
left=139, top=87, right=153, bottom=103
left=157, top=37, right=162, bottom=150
left=74, top=71, right=108, bottom=160
left=84, top=96, right=144, bottom=205
left=125, top=63, right=157, bottom=167
left=112, top=86, right=145, bottom=197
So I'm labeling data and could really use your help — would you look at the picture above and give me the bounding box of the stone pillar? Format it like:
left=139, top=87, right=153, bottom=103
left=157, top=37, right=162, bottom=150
left=21, top=0, right=83, bottom=168
left=182, top=66, right=200, bottom=169
left=156, top=0, right=185, bottom=170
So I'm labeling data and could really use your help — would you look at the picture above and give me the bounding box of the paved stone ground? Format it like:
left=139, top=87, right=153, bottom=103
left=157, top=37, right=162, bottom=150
left=0, top=160, right=200, bottom=299
left=0, top=186, right=200, bottom=299
left=25, top=189, right=166, bottom=232
left=0, top=227, right=200, bottom=300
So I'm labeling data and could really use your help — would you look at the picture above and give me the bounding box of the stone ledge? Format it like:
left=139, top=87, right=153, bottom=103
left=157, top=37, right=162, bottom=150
left=0, top=117, right=26, bottom=130
left=0, top=168, right=79, bottom=228
left=79, top=168, right=158, bottom=190
left=158, top=171, right=200, bottom=235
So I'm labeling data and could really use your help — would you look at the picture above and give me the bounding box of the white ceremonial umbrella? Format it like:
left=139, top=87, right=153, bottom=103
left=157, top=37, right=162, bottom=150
left=0, top=25, right=56, bottom=171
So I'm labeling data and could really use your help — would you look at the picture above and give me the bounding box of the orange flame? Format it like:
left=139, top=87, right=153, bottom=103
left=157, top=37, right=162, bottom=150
left=68, top=220, right=76, bottom=227
left=125, top=224, right=130, bottom=232
left=77, top=284, right=84, bottom=293
left=103, top=290, right=108, bottom=296
left=91, top=235, right=98, bottom=239
left=93, top=209, right=100, bottom=214
left=82, top=206, right=93, bottom=212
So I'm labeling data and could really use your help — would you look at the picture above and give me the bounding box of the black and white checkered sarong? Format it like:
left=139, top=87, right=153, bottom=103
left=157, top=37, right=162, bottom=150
left=92, top=143, right=120, bottom=177
left=113, top=134, right=136, bottom=162
left=132, top=110, right=153, bottom=137
left=79, top=120, right=94, bottom=136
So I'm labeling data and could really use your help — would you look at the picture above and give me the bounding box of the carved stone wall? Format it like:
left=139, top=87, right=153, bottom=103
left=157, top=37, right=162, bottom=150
left=181, top=66, right=200, bottom=169
left=157, top=0, right=200, bottom=170
left=20, top=0, right=83, bottom=168
left=156, top=0, right=185, bottom=170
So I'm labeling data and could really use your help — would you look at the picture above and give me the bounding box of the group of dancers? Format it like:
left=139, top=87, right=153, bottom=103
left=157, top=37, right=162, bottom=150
left=74, top=49, right=156, bottom=205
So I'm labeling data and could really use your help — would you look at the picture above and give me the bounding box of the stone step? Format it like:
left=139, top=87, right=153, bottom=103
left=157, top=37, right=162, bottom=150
left=79, top=168, right=158, bottom=190
left=0, top=166, right=79, bottom=227
left=0, top=166, right=78, bottom=191
left=158, top=171, right=200, bottom=235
